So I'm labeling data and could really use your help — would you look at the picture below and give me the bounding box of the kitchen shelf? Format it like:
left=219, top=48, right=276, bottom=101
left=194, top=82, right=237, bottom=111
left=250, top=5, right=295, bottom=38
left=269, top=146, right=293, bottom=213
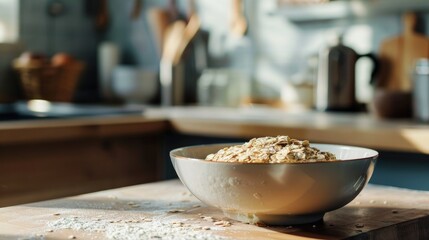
left=274, top=0, right=429, bottom=22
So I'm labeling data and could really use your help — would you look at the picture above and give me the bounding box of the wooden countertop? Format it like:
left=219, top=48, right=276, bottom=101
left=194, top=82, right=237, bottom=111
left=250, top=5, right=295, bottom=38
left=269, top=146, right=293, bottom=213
left=0, top=114, right=168, bottom=145
left=2, top=106, right=429, bottom=154
left=145, top=107, right=429, bottom=154
left=1, top=179, right=429, bottom=240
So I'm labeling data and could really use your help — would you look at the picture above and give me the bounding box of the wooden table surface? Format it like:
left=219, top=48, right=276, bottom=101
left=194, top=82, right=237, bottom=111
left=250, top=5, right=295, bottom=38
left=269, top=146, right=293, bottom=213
left=1, top=180, right=429, bottom=240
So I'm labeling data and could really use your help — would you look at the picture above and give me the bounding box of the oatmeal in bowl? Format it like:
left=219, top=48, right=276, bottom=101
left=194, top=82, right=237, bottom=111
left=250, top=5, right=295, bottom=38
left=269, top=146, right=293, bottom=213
left=170, top=136, right=378, bottom=225
left=205, top=136, right=336, bottom=163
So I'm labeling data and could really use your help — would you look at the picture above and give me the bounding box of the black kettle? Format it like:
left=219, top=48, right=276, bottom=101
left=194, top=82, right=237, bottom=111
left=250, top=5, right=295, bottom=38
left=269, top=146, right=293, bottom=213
left=315, top=36, right=377, bottom=112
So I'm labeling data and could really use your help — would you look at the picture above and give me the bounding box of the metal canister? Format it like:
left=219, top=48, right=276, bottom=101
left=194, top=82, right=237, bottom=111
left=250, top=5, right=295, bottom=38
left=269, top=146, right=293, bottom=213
left=413, top=58, right=429, bottom=122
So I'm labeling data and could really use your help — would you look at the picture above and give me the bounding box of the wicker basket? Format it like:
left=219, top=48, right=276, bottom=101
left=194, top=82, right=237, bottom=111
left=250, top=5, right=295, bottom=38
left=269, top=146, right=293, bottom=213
left=13, top=61, right=84, bottom=102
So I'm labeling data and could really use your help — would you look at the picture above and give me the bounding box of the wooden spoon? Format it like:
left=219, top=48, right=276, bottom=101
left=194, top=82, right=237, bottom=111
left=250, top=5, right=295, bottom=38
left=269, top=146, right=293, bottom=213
left=96, top=0, right=109, bottom=31
left=162, top=0, right=201, bottom=66
left=148, top=8, right=171, bottom=55
left=231, top=0, right=247, bottom=37
left=162, top=20, right=187, bottom=65
left=130, top=0, right=143, bottom=20
left=173, top=13, right=201, bottom=65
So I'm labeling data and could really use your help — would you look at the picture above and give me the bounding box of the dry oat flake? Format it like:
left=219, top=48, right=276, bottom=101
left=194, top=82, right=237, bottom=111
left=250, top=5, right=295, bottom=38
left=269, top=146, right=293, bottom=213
left=205, top=136, right=337, bottom=163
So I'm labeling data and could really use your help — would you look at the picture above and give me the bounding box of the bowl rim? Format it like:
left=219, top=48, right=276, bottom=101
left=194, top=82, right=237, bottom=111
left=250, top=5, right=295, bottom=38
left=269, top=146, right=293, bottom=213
left=170, top=143, right=379, bottom=165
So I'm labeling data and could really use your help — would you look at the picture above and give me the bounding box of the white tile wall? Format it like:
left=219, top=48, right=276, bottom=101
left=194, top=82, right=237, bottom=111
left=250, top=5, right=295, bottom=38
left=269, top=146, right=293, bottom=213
left=195, top=0, right=428, bottom=104
left=1, top=0, right=427, bottom=104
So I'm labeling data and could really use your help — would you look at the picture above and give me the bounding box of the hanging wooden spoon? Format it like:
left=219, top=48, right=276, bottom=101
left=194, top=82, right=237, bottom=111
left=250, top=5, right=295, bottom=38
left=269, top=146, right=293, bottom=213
left=231, top=0, right=247, bottom=37
left=172, top=0, right=201, bottom=65
left=130, top=0, right=143, bottom=20
left=96, top=0, right=109, bottom=31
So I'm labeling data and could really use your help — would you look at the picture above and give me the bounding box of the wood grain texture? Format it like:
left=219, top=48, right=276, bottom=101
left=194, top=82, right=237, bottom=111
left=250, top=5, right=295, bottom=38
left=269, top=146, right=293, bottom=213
left=0, top=180, right=429, bottom=239
left=0, top=116, right=168, bottom=145
left=377, top=12, right=429, bottom=91
left=0, top=134, right=164, bottom=207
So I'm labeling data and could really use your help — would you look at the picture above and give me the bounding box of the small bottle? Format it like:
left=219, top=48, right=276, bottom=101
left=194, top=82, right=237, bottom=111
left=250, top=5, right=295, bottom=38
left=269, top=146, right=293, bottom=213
left=413, top=58, right=429, bottom=122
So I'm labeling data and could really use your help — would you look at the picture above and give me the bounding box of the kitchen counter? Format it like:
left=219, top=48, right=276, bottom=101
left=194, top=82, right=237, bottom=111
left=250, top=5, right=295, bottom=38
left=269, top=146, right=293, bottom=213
left=2, top=106, right=429, bottom=153
left=0, top=114, right=168, bottom=145
left=1, top=179, right=429, bottom=240
left=145, top=106, right=429, bottom=154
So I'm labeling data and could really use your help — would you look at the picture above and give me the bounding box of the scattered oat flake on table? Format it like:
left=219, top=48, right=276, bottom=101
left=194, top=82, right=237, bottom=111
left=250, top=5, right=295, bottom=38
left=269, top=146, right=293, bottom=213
left=355, top=223, right=365, bottom=228
left=167, top=209, right=185, bottom=213
left=213, top=220, right=232, bottom=227
left=47, top=215, right=230, bottom=240
left=202, top=216, right=215, bottom=222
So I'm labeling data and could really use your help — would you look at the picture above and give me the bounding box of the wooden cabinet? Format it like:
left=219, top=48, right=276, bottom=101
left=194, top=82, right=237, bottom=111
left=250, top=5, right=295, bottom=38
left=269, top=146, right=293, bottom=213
left=0, top=134, right=164, bottom=207
left=0, top=117, right=168, bottom=207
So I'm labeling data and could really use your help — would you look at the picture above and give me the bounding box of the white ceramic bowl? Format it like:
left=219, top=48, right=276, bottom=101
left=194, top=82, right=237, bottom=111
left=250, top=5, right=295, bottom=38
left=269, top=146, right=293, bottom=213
left=111, top=66, right=158, bottom=103
left=171, top=143, right=378, bottom=225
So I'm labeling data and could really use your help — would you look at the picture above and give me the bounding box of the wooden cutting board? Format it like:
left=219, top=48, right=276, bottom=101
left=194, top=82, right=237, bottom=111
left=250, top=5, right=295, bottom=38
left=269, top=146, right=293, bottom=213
left=1, top=180, right=429, bottom=240
left=378, top=12, right=429, bottom=91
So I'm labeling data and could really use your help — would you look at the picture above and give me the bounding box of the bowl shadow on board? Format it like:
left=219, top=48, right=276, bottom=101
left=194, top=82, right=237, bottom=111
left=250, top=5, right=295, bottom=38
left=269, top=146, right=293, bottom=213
left=262, top=205, right=429, bottom=240
left=26, top=198, right=203, bottom=212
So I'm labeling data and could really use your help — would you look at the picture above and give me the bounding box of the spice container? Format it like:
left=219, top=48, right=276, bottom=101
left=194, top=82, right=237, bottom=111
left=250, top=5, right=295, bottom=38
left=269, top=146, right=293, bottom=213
left=412, top=58, right=429, bottom=122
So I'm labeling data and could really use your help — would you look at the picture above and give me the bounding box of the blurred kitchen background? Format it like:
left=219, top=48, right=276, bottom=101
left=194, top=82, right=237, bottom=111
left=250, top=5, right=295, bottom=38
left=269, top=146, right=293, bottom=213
left=0, top=0, right=427, bottom=111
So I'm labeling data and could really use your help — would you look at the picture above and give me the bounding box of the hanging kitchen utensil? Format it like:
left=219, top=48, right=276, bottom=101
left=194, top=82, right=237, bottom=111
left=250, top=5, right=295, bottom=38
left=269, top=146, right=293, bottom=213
left=147, top=7, right=171, bottom=56
left=168, top=0, right=182, bottom=22
left=130, top=0, right=143, bottom=20
left=98, top=42, right=121, bottom=101
left=174, top=14, right=200, bottom=65
left=377, top=12, right=429, bottom=91
left=225, top=0, right=254, bottom=69
left=96, top=0, right=109, bottom=32
left=159, top=0, right=202, bottom=106
left=182, top=0, right=204, bottom=103
left=225, top=0, right=254, bottom=98
left=226, top=0, right=249, bottom=51
left=160, top=21, right=187, bottom=106
left=187, top=0, right=208, bottom=71
left=231, top=0, right=248, bottom=37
